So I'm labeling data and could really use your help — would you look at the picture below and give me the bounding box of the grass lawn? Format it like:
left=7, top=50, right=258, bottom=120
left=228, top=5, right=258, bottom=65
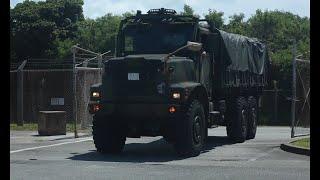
left=291, top=137, right=310, bottom=149
left=10, top=123, right=83, bottom=132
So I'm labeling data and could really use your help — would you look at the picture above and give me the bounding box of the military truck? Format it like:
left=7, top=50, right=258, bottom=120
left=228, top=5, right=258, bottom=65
left=88, top=8, right=270, bottom=156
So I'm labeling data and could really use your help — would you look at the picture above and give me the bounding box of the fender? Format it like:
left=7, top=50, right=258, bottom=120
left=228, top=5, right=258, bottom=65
left=169, top=82, right=209, bottom=118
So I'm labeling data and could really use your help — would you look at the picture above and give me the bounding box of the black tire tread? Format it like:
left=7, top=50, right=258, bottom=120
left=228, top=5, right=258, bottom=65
left=92, top=115, right=126, bottom=154
left=174, top=100, right=205, bottom=157
left=226, top=97, right=248, bottom=143
left=247, top=96, right=258, bottom=139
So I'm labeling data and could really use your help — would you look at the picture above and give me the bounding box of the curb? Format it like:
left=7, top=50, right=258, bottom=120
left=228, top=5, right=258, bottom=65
left=280, top=140, right=310, bottom=156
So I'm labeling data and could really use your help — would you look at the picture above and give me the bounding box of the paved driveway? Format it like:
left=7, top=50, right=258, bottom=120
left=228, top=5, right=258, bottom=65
left=10, top=126, right=310, bottom=180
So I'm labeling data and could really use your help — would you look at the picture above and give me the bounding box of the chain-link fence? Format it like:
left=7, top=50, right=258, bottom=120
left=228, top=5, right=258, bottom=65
left=260, top=87, right=292, bottom=126
left=10, top=46, right=113, bottom=136
left=292, top=55, right=310, bottom=137
left=260, top=41, right=310, bottom=138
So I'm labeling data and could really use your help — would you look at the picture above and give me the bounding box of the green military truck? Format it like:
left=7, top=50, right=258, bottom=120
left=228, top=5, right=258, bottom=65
left=88, top=8, right=270, bottom=156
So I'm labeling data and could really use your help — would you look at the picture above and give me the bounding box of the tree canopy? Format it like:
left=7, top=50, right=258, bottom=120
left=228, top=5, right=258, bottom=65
left=11, top=0, right=84, bottom=61
left=204, top=9, right=224, bottom=29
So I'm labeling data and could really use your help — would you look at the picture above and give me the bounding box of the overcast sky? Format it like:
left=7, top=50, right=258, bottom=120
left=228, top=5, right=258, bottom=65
left=10, top=0, right=310, bottom=22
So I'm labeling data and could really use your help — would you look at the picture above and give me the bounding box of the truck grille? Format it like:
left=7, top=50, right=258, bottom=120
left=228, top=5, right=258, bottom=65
left=103, top=57, right=164, bottom=101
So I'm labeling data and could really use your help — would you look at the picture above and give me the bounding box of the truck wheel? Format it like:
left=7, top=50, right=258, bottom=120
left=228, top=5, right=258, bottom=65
left=246, top=96, right=258, bottom=139
left=174, top=100, right=206, bottom=157
left=92, top=115, right=126, bottom=154
left=226, top=97, right=248, bottom=143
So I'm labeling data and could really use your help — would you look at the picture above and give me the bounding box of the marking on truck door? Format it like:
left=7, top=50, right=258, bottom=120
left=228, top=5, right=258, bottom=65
left=128, top=73, right=139, bottom=80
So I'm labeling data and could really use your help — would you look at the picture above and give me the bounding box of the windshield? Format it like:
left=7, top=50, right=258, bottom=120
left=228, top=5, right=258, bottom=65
left=122, top=23, right=194, bottom=55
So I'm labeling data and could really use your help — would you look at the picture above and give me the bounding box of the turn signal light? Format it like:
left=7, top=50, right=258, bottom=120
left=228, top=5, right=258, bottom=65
left=169, top=106, right=176, bottom=113
left=93, top=104, right=101, bottom=112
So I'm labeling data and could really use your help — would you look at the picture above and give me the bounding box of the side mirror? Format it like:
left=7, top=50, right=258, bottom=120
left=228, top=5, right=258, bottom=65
left=186, top=41, right=202, bottom=52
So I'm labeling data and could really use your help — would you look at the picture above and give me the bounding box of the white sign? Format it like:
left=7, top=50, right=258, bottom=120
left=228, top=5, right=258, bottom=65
left=128, top=73, right=139, bottom=80
left=51, top=98, right=64, bottom=105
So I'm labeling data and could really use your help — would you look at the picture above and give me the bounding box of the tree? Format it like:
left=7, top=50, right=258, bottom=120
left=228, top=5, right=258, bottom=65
left=75, top=13, right=122, bottom=54
left=204, top=9, right=224, bottom=29
left=10, top=0, right=84, bottom=62
left=245, top=10, right=309, bottom=90
left=180, top=4, right=200, bottom=18
left=247, top=10, right=309, bottom=53
left=122, top=11, right=135, bottom=18
left=181, top=4, right=194, bottom=16
left=224, top=13, right=247, bottom=35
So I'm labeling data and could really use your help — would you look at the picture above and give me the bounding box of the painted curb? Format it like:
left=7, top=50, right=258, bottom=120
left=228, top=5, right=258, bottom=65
left=280, top=142, right=310, bottom=156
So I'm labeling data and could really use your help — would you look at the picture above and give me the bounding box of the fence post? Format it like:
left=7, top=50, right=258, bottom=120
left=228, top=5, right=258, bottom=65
left=291, top=40, right=297, bottom=138
left=16, top=60, right=27, bottom=126
left=274, top=80, right=278, bottom=123
left=98, top=54, right=103, bottom=68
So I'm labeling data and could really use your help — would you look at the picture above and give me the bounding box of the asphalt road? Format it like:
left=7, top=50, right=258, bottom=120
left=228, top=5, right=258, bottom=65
left=10, top=127, right=310, bottom=180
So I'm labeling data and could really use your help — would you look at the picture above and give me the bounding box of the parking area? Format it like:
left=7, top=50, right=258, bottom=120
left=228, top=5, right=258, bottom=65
left=10, top=126, right=310, bottom=180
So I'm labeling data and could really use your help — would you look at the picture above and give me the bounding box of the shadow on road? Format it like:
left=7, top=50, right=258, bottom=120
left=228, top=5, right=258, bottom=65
left=68, top=136, right=235, bottom=163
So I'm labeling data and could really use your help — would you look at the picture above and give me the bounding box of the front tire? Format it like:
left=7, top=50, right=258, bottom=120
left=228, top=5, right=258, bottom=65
left=174, top=100, right=206, bottom=157
left=226, top=97, right=248, bottom=143
left=92, top=115, right=126, bottom=154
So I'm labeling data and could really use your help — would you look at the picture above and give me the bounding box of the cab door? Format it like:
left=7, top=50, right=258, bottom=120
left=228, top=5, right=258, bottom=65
left=199, top=32, right=213, bottom=99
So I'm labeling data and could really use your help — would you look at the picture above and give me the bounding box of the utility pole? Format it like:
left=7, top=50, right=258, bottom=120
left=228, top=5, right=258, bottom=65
left=72, top=46, right=78, bottom=138
left=291, top=40, right=297, bottom=138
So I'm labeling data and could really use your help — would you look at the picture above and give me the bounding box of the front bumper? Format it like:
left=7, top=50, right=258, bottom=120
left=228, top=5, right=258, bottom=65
left=89, top=101, right=182, bottom=119
left=89, top=101, right=185, bottom=137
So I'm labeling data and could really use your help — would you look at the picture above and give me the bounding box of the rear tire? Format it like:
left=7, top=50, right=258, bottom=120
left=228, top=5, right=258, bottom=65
left=226, top=97, right=248, bottom=143
left=246, top=96, right=258, bottom=139
left=92, top=115, right=126, bottom=154
left=174, top=100, right=206, bottom=157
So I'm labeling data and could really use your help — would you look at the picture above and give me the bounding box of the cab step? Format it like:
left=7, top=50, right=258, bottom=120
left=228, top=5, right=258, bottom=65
left=209, top=111, right=221, bottom=128
left=209, top=111, right=220, bottom=116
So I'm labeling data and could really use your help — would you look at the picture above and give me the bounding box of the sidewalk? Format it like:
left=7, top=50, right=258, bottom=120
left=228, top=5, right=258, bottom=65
left=10, top=130, right=92, bottom=143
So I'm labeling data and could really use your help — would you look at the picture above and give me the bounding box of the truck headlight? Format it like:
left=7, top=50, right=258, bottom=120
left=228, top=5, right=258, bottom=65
left=172, top=92, right=181, bottom=99
left=92, top=92, right=100, bottom=98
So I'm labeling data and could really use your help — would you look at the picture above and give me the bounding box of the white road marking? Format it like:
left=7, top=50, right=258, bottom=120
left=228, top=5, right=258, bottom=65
left=10, top=137, right=92, bottom=154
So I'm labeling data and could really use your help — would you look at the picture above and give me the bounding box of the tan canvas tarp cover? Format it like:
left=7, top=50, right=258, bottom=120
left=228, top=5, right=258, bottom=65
left=217, top=30, right=269, bottom=75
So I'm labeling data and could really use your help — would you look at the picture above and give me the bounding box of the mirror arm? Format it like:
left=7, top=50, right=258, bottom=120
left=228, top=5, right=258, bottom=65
left=163, top=44, right=190, bottom=75
left=162, top=41, right=202, bottom=76
left=164, top=44, right=189, bottom=62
